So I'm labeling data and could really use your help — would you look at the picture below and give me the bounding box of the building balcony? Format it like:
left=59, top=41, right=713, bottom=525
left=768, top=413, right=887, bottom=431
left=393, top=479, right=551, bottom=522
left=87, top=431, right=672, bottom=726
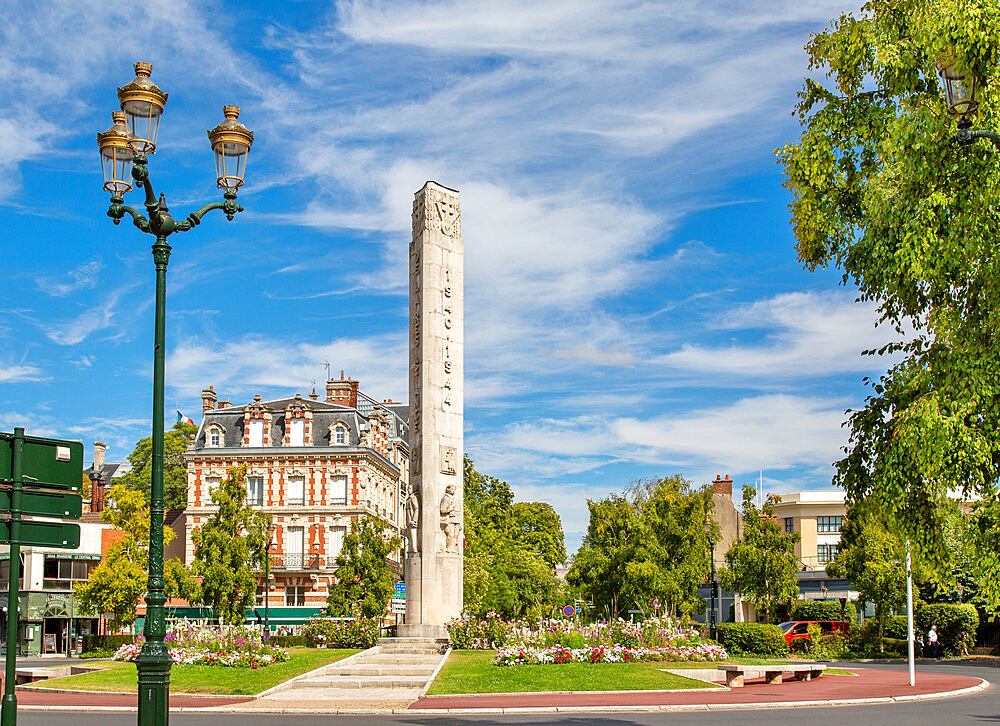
left=264, top=553, right=325, bottom=571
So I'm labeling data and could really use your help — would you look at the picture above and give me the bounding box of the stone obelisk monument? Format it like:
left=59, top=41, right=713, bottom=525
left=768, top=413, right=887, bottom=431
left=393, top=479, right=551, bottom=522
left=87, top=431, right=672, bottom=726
left=401, top=181, right=464, bottom=637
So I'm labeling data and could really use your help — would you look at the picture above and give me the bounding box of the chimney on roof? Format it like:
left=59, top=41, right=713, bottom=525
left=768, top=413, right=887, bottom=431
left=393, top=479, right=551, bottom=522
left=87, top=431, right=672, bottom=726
left=309, top=387, right=319, bottom=400
left=713, top=474, right=733, bottom=499
left=326, top=375, right=359, bottom=408
left=94, top=441, right=106, bottom=471
left=218, top=399, right=231, bottom=409
left=202, top=386, right=217, bottom=413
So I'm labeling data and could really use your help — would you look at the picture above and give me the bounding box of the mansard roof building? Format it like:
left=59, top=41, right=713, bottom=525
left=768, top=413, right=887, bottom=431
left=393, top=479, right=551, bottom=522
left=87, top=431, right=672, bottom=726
left=184, top=376, right=409, bottom=616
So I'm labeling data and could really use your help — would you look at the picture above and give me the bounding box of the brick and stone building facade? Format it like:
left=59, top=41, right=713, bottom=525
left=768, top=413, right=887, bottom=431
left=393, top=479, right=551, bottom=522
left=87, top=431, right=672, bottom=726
left=183, top=376, right=409, bottom=613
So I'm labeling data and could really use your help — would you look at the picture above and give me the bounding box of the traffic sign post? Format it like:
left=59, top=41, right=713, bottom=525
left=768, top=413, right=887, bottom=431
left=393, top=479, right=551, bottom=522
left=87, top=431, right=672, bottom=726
left=1, top=428, right=84, bottom=726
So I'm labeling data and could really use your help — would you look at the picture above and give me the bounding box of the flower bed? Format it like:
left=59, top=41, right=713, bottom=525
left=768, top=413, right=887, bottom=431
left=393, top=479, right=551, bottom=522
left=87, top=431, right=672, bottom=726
left=450, top=614, right=728, bottom=665
left=113, top=623, right=289, bottom=669
left=495, top=642, right=727, bottom=666
left=302, top=616, right=381, bottom=648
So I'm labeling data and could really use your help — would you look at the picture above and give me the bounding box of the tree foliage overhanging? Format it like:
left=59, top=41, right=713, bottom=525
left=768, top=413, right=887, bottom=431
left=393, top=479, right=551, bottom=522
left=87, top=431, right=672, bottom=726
left=115, top=421, right=197, bottom=508
left=74, top=484, right=195, bottom=629
left=191, top=465, right=270, bottom=624
left=463, top=456, right=566, bottom=619
left=720, top=486, right=800, bottom=624
left=326, top=515, right=401, bottom=618
left=776, top=0, right=1000, bottom=602
left=566, top=474, right=714, bottom=619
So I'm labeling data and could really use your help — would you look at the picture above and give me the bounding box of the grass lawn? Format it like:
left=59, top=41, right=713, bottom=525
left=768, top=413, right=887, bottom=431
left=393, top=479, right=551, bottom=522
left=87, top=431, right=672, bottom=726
left=427, top=650, right=720, bottom=695
left=28, top=647, right=360, bottom=695
left=427, top=651, right=856, bottom=695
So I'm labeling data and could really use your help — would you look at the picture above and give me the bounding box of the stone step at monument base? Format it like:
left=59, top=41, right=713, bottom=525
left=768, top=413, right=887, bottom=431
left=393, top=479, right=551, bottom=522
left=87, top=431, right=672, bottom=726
left=295, top=675, right=431, bottom=689
left=321, top=663, right=439, bottom=677
left=258, top=642, right=451, bottom=708
left=376, top=636, right=450, bottom=655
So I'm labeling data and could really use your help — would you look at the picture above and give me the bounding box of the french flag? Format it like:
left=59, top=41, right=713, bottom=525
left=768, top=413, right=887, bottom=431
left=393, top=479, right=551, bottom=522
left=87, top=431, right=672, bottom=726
left=177, top=411, right=195, bottom=426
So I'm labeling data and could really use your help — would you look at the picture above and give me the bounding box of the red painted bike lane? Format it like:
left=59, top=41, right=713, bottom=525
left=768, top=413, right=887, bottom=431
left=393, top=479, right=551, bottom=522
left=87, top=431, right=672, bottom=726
left=1, top=677, right=253, bottom=710
left=408, top=667, right=987, bottom=710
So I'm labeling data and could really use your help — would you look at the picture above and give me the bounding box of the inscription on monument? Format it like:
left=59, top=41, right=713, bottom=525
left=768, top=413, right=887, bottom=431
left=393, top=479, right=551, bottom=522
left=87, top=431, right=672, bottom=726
left=404, top=181, right=464, bottom=634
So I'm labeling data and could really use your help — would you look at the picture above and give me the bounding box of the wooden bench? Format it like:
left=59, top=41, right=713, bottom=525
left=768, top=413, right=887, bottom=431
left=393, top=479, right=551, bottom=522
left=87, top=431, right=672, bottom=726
left=717, top=663, right=826, bottom=688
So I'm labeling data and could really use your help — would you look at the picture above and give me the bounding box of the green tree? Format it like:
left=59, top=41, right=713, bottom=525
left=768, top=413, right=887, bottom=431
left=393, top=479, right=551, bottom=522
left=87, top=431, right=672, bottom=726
left=74, top=483, right=187, bottom=629
left=191, top=465, right=270, bottom=624
left=480, top=548, right=561, bottom=619
left=826, top=502, right=908, bottom=638
left=721, top=486, right=800, bottom=623
left=327, top=515, right=401, bottom=618
left=629, top=475, right=714, bottom=615
left=462, top=457, right=567, bottom=618
left=566, top=494, right=643, bottom=619
left=776, top=1, right=1000, bottom=594
left=116, top=421, right=197, bottom=508
left=511, top=502, right=567, bottom=568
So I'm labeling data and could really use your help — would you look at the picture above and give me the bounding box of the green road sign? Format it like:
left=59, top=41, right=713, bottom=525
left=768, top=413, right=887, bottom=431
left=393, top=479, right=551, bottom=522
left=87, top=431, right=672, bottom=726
left=0, top=521, right=80, bottom=548
left=0, top=489, right=82, bottom=519
left=0, top=433, right=83, bottom=491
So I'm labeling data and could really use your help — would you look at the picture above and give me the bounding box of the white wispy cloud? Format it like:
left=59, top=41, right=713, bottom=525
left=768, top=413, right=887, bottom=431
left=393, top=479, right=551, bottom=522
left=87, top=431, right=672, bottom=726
left=658, top=291, right=906, bottom=379
left=166, top=333, right=408, bottom=403
left=0, top=362, right=45, bottom=383
left=35, top=259, right=104, bottom=297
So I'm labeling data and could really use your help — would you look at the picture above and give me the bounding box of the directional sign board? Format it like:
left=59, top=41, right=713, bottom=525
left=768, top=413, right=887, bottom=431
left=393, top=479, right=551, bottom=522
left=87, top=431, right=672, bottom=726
left=0, top=433, right=83, bottom=491
left=0, top=489, right=82, bottom=519
left=0, top=521, right=80, bottom=549
left=390, top=601, right=406, bottom=614
left=394, top=582, right=406, bottom=594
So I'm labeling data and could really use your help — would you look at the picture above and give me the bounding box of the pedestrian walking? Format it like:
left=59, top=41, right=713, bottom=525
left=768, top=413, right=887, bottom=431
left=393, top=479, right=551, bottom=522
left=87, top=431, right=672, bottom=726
left=927, top=625, right=939, bottom=658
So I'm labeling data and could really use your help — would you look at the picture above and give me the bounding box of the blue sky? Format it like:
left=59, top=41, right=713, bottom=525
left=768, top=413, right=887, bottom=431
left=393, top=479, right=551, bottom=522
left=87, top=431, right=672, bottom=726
left=0, top=0, right=893, bottom=554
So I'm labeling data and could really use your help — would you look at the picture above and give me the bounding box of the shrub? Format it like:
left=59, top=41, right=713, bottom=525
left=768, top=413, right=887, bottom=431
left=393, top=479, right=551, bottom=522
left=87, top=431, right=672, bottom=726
left=716, top=623, right=789, bottom=657
left=269, top=635, right=306, bottom=648
left=917, top=603, right=979, bottom=656
left=302, top=617, right=381, bottom=648
left=79, top=648, right=115, bottom=659
left=82, top=634, right=136, bottom=653
left=790, top=600, right=857, bottom=624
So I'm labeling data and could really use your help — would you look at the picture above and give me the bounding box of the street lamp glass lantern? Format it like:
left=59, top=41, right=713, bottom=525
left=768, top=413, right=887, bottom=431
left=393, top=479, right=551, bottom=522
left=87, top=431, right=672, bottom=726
left=207, top=105, right=254, bottom=192
left=116, top=61, right=168, bottom=157
left=96, top=111, right=134, bottom=195
left=936, top=57, right=978, bottom=118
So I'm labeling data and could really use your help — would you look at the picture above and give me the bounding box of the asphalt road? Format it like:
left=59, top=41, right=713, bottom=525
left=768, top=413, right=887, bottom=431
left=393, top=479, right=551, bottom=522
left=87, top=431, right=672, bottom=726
left=14, top=660, right=999, bottom=726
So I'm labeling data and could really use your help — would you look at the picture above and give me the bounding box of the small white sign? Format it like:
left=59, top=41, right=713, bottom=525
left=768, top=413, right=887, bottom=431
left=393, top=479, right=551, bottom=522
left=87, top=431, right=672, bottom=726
left=391, top=603, right=406, bottom=614
left=56, top=446, right=71, bottom=462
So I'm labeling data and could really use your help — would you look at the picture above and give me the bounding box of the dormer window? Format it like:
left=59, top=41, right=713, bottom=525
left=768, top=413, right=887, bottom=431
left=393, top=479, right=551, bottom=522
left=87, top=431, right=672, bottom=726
left=247, top=419, right=264, bottom=447
left=205, top=424, right=226, bottom=448
left=288, top=419, right=305, bottom=447
left=330, top=423, right=348, bottom=446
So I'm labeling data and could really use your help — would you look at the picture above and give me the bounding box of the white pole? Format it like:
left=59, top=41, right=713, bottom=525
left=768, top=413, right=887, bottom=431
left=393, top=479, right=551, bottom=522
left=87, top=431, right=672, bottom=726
left=906, top=541, right=915, bottom=686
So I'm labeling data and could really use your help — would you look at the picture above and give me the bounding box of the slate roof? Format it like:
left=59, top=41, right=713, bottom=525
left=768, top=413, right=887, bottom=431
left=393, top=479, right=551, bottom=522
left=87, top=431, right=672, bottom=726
left=192, top=394, right=409, bottom=452
left=82, top=461, right=132, bottom=481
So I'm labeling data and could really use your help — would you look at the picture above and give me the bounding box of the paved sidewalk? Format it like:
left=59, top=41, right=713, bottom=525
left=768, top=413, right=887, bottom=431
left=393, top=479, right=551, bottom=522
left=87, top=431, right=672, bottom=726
left=407, top=667, right=987, bottom=712
left=2, top=665, right=988, bottom=714
left=0, top=676, right=253, bottom=710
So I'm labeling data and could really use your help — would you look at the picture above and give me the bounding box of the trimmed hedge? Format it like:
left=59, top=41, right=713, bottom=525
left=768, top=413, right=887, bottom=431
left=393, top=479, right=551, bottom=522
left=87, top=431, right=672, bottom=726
left=790, top=599, right=857, bottom=625
left=716, top=623, right=789, bottom=657
left=268, top=635, right=306, bottom=647
left=81, top=634, right=136, bottom=654
left=917, top=603, right=979, bottom=656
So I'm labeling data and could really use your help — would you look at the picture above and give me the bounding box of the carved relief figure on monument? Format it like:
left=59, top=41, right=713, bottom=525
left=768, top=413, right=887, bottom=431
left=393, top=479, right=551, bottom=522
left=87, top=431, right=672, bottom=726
left=440, top=445, right=457, bottom=475
left=439, top=483, right=461, bottom=553
left=405, top=483, right=420, bottom=553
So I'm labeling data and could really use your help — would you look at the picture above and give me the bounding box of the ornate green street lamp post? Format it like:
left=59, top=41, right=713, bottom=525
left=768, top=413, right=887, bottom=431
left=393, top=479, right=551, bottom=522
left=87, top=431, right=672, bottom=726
left=936, top=55, right=1000, bottom=149
left=703, top=517, right=717, bottom=641
left=96, top=62, right=253, bottom=726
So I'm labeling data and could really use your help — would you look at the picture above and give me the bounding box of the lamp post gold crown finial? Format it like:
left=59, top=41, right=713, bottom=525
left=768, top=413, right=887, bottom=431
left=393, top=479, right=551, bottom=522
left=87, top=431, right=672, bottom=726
left=133, top=61, right=153, bottom=78
left=223, top=105, right=241, bottom=119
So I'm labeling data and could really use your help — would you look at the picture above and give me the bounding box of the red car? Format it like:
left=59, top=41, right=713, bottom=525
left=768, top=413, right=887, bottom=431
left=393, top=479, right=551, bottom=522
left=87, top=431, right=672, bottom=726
left=779, top=620, right=850, bottom=645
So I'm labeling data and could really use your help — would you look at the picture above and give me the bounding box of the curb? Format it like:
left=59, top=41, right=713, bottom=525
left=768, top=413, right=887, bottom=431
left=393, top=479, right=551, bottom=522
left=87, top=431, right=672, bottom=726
left=13, top=675, right=989, bottom=714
